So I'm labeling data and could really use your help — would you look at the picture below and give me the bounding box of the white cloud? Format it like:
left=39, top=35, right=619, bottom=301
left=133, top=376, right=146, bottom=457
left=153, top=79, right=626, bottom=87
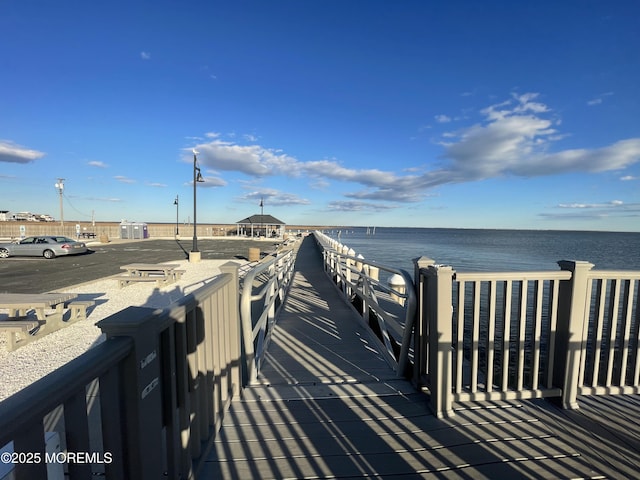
left=327, top=201, right=397, bottom=212
left=190, top=98, right=640, bottom=205
left=188, top=175, right=227, bottom=188
left=587, top=92, right=614, bottom=106
left=439, top=93, right=640, bottom=180
left=621, top=175, right=637, bottom=181
left=558, top=200, right=625, bottom=209
left=146, top=182, right=167, bottom=188
left=542, top=200, right=640, bottom=221
left=88, top=160, right=108, bottom=168
left=114, top=175, right=136, bottom=184
left=435, top=114, right=452, bottom=123
left=0, top=141, right=45, bottom=164
left=239, top=189, right=310, bottom=206
left=140, top=51, right=151, bottom=60
left=191, top=140, right=298, bottom=177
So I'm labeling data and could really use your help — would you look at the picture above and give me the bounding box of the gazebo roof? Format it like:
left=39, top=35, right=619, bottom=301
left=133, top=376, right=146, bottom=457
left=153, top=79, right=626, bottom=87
left=236, top=214, right=285, bottom=225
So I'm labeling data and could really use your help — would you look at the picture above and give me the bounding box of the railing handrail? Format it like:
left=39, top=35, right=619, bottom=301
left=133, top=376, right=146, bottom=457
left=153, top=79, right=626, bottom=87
left=313, top=231, right=417, bottom=377
left=586, top=270, right=640, bottom=280
left=240, top=248, right=297, bottom=384
left=455, top=270, right=572, bottom=281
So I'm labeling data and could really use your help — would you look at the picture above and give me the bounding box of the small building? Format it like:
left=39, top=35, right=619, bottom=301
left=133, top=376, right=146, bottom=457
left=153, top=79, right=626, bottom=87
left=235, top=214, right=285, bottom=238
left=119, top=221, right=149, bottom=239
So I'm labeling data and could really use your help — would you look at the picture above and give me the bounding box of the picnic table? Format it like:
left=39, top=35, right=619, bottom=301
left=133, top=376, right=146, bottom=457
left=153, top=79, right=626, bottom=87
left=117, top=263, right=185, bottom=288
left=0, top=293, right=94, bottom=351
left=0, top=293, right=77, bottom=321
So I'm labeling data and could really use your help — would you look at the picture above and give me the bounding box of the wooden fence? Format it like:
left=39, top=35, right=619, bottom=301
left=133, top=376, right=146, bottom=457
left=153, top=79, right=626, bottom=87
left=416, top=259, right=640, bottom=418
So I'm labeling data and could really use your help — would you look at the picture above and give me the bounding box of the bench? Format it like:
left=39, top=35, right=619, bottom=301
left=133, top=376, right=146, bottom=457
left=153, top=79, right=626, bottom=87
left=67, top=300, right=95, bottom=321
left=172, top=269, right=186, bottom=281
left=116, top=275, right=164, bottom=289
left=0, top=320, right=40, bottom=351
left=79, top=232, right=96, bottom=238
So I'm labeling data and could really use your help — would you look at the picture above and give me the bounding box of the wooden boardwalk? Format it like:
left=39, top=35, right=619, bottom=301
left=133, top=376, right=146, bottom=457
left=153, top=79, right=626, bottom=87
left=200, top=236, right=638, bottom=479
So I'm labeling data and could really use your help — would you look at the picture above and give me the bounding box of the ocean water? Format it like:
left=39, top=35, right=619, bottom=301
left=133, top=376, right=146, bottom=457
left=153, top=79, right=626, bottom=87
left=324, top=227, right=640, bottom=275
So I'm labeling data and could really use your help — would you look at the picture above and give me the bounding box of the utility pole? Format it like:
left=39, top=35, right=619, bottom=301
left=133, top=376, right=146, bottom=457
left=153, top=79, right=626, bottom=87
left=54, top=178, right=65, bottom=229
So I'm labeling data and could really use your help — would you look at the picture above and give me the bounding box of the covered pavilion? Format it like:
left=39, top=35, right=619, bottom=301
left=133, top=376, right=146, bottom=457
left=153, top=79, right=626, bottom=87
left=235, top=214, right=285, bottom=238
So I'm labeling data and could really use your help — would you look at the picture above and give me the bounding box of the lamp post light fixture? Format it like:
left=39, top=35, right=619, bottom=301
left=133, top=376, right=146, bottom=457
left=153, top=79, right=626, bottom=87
left=173, top=195, right=179, bottom=236
left=54, top=178, right=65, bottom=230
left=190, top=150, right=205, bottom=262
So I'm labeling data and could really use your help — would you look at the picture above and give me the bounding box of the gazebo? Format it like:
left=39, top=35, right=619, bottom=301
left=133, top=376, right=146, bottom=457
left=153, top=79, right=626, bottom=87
left=235, top=214, right=286, bottom=238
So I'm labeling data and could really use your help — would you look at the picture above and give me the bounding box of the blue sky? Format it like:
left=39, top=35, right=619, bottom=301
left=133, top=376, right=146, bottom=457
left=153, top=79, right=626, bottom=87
left=1, top=1, right=639, bottom=231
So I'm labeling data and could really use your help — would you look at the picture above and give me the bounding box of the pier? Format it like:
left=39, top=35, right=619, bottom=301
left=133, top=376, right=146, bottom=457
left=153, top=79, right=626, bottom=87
left=1, top=234, right=639, bottom=478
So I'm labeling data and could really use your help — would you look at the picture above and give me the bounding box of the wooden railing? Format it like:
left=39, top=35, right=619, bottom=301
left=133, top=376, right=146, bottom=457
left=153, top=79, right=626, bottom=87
left=0, top=262, right=242, bottom=480
left=416, top=258, right=640, bottom=417
left=240, top=249, right=297, bottom=385
left=314, top=232, right=640, bottom=419
left=314, top=232, right=417, bottom=376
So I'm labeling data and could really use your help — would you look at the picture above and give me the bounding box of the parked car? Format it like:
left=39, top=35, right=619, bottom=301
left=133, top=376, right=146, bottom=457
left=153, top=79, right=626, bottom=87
left=0, top=236, right=88, bottom=259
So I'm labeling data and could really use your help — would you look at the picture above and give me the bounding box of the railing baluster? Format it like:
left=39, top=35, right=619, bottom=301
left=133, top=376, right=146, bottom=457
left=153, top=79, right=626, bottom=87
left=577, top=277, right=593, bottom=387
left=605, top=279, right=621, bottom=386
left=456, top=280, right=465, bottom=394
left=63, top=389, right=92, bottom=478
left=517, top=280, right=528, bottom=391
left=13, top=421, right=47, bottom=480
left=619, top=280, right=634, bottom=386
left=531, top=279, right=543, bottom=390
left=486, top=280, right=497, bottom=393
left=546, top=279, right=560, bottom=389
left=470, top=281, right=480, bottom=393
left=99, top=367, right=127, bottom=479
left=591, top=279, right=606, bottom=387
left=502, top=280, right=513, bottom=390
left=634, top=282, right=640, bottom=387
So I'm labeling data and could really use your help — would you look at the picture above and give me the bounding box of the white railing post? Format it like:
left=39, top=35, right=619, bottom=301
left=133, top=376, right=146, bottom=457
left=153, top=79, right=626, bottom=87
left=556, top=260, right=594, bottom=409
left=220, top=262, right=242, bottom=397
left=416, top=259, right=454, bottom=418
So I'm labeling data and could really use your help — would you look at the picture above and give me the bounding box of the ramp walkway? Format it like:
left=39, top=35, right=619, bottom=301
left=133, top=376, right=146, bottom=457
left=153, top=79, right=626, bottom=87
left=200, top=236, right=610, bottom=479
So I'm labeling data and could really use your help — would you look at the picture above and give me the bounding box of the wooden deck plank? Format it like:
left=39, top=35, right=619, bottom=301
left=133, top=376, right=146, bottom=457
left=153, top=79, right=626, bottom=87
left=527, top=396, right=640, bottom=479
left=214, top=410, right=572, bottom=456
left=203, top=439, right=600, bottom=480
left=203, top=236, right=612, bottom=479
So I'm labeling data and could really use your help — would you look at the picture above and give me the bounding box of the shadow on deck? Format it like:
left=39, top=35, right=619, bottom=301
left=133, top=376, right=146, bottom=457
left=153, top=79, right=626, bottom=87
left=201, top=236, right=637, bottom=479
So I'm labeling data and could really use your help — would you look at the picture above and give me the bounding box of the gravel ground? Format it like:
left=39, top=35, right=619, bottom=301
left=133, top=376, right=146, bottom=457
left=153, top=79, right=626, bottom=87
left=0, top=258, right=249, bottom=402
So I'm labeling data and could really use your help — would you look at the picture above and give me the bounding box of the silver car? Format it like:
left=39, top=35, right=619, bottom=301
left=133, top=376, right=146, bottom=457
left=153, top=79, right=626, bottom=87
left=0, top=236, right=88, bottom=259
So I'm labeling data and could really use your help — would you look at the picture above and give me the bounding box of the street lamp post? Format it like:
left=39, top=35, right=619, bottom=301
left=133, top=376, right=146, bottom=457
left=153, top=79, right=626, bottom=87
left=190, top=150, right=205, bottom=262
left=54, top=178, right=65, bottom=232
left=173, top=195, right=179, bottom=236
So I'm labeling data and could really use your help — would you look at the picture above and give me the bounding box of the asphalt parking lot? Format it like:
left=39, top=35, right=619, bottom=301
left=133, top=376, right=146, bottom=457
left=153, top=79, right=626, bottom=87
left=0, top=238, right=279, bottom=294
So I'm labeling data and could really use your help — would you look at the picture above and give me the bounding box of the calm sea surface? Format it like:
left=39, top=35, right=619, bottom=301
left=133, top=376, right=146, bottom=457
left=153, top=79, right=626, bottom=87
left=323, top=227, right=640, bottom=274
